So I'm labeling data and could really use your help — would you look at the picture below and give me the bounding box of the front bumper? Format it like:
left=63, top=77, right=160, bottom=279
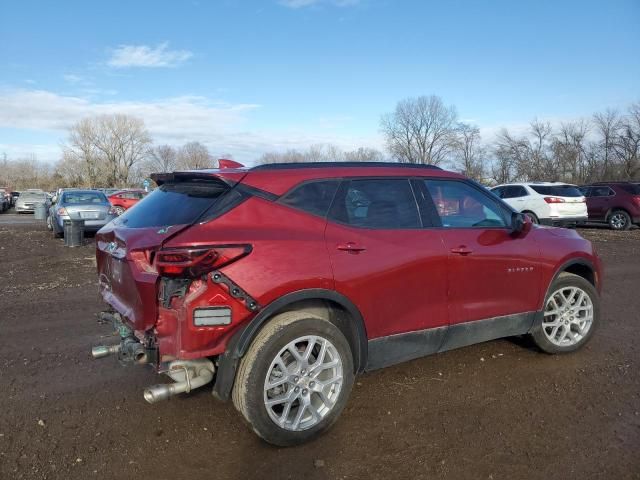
left=540, top=216, right=588, bottom=227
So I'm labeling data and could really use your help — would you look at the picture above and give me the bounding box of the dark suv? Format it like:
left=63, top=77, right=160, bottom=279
left=579, top=182, right=640, bottom=230
left=92, top=162, right=602, bottom=446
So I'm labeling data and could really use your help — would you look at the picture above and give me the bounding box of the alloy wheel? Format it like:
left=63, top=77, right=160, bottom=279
left=610, top=213, right=627, bottom=230
left=263, top=335, right=343, bottom=431
left=542, top=286, right=594, bottom=347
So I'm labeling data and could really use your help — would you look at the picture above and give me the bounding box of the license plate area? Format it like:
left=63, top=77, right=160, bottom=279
left=80, top=211, right=101, bottom=219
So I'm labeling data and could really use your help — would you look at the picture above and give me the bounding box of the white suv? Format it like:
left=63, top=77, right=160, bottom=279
left=491, top=182, right=587, bottom=226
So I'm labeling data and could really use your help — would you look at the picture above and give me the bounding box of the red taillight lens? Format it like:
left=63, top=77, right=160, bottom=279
left=155, top=245, right=251, bottom=278
left=544, top=197, right=565, bottom=204
left=632, top=196, right=640, bottom=207
left=57, top=207, right=67, bottom=215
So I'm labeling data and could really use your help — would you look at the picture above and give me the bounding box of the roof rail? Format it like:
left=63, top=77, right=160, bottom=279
left=250, top=161, right=441, bottom=171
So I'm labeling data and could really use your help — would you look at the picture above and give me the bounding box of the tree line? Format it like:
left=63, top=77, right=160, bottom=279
left=1, top=96, right=638, bottom=191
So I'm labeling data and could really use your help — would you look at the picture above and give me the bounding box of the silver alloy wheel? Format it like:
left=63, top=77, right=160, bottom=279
left=542, top=286, right=594, bottom=347
left=263, top=335, right=343, bottom=431
left=114, top=206, right=125, bottom=216
left=610, top=212, right=627, bottom=229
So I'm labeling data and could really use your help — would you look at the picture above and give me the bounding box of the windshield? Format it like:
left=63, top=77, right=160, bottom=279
left=113, top=180, right=229, bottom=228
left=529, top=185, right=583, bottom=197
left=62, top=191, right=107, bottom=204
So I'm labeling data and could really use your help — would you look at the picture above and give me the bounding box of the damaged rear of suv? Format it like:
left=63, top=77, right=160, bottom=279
left=93, top=161, right=602, bottom=446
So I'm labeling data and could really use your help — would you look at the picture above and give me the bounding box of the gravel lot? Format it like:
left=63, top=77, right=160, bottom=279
left=0, top=217, right=638, bottom=480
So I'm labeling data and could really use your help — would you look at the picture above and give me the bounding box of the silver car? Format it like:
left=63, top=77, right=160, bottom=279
left=15, top=191, right=49, bottom=213
left=47, top=190, right=116, bottom=237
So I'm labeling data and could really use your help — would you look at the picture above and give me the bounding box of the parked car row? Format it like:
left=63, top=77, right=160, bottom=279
left=491, top=181, right=640, bottom=230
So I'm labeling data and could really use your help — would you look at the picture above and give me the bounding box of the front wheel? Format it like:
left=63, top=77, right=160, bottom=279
left=232, top=311, right=354, bottom=446
left=531, top=273, right=599, bottom=354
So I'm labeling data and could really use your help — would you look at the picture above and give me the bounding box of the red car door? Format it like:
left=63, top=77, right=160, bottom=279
left=420, top=179, right=542, bottom=327
left=587, top=186, right=614, bottom=220
left=324, top=178, right=449, bottom=367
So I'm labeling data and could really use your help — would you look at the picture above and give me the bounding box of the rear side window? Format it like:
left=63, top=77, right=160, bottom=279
left=529, top=185, right=582, bottom=197
left=619, top=184, right=640, bottom=195
left=279, top=180, right=340, bottom=217
left=115, top=181, right=229, bottom=228
left=591, top=186, right=614, bottom=197
left=330, top=179, right=420, bottom=229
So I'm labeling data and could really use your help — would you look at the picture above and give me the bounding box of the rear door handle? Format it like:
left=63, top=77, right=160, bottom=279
left=451, top=245, right=473, bottom=255
left=336, top=242, right=366, bottom=253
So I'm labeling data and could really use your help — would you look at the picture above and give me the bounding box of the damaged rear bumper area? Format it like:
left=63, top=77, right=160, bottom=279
left=91, top=311, right=215, bottom=403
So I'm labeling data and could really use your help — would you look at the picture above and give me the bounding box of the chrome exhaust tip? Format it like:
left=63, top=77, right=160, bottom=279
left=144, top=384, right=173, bottom=404
left=91, top=344, right=121, bottom=359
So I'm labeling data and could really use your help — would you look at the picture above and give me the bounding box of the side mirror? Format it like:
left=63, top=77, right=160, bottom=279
left=511, top=212, right=533, bottom=236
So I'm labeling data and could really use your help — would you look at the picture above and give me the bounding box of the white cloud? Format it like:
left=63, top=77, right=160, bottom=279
left=63, top=74, right=85, bottom=84
left=0, top=88, right=382, bottom=164
left=279, top=0, right=360, bottom=8
left=107, top=42, right=193, bottom=68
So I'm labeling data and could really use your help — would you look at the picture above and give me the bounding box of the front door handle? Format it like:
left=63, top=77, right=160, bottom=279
left=451, top=245, right=473, bottom=255
left=336, top=242, right=366, bottom=253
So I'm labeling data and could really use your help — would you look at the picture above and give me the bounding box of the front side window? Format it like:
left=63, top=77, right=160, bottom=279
left=279, top=180, right=340, bottom=217
left=330, top=178, right=420, bottom=229
left=424, top=180, right=509, bottom=228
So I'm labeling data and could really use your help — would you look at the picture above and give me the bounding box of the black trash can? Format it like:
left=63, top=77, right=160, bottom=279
left=63, top=219, right=85, bottom=247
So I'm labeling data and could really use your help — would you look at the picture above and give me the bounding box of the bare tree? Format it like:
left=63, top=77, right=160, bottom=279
left=147, top=144, right=178, bottom=173
left=552, top=120, right=590, bottom=183
left=63, top=114, right=151, bottom=187
left=613, top=103, right=640, bottom=179
left=257, top=144, right=385, bottom=165
left=380, top=95, right=459, bottom=165
left=343, top=147, right=385, bottom=162
left=177, top=142, right=215, bottom=169
left=453, top=123, right=486, bottom=181
left=592, top=109, right=621, bottom=180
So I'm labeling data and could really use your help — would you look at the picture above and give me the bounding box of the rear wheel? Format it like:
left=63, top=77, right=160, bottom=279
left=531, top=273, right=599, bottom=354
left=608, top=210, right=631, bottom=230
left=232, top=311, right=354, bottom=446
left=113, top=205, right=126, bottom=216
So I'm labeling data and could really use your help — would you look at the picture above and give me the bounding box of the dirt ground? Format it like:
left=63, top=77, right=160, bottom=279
left=0, top=216, right=638, bottom=480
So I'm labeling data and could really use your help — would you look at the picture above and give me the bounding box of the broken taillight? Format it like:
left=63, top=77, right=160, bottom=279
left=155, top=245, right=251, bottom=278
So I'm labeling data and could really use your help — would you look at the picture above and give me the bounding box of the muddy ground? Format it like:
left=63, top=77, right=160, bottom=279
left=0, top=215, right=638, bottom=480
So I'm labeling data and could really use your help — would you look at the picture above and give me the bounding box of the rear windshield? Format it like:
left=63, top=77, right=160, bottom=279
left=529, top=185, right=583, bottom=197
left=21, top=193, right=47, bottom=200
left=619, top=184, right=640, bottom=195
left=114, top=181, right=228, bottom=228
left=62, top=192, right=106, bottom=204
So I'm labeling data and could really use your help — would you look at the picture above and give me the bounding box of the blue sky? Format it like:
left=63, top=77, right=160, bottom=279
left=1, top=0, right=638, bottom=165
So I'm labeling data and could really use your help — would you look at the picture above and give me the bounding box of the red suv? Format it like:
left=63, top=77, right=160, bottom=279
left=579, top=182, right=640, bottom=230
left=108, top=189, right=148, bottom=215
left=93, top=162, right=602, bottom=446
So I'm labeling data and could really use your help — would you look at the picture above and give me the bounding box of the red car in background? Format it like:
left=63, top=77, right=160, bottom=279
left=107, top=189, right=148, bottom=215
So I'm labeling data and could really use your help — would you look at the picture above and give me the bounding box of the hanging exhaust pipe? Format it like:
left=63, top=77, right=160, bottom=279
left=144, top=359, right=215, bottom=404
left=92, top=344, right=121, bottom=358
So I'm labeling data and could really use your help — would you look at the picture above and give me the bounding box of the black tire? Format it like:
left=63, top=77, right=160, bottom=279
left=232, top=311, right=354, bottom=446
left=608, top=209, right=631, bottom=230
left=531, top=272, right=599, bottom=354
left=523, top=211, right=539, bottom=224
